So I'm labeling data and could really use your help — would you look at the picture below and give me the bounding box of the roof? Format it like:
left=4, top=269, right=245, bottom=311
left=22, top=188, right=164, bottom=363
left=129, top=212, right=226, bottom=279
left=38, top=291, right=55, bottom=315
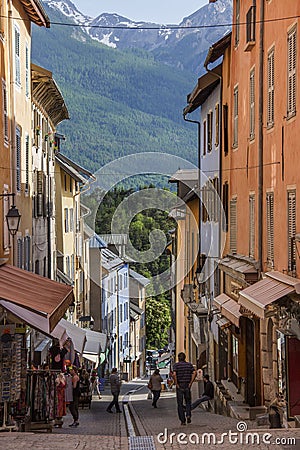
left=218, top=256, right=259, bottom=274
left=204, top=32, right=232, bottom=67
left=101, top=248, right=125, bottom=271
left=31, top=64, right=69, bottom=128
left=20, top=0, right=50, bottom=28
left=183, top=65, right=221, bottom=115
left=239, top=271, right=300, bottom=319
left=169, top=169, right=198, bottom=184
left=55, top=153, right=94, bottom=184
left=130, top=301, right=143, bottom=315
left=89, top=234, right=107, bottom=249
left=0, top=264, right=74, bottom=332
left=98, top=234, right=128, bottom=246
left=129, top=269, right=150, bottom=286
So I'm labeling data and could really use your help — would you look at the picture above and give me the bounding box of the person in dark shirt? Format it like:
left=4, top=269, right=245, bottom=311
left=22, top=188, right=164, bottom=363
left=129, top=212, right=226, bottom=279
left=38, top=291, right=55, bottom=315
left=173, top=352, right=196, bottom=425
left=191, top=374, right=214, bottom=410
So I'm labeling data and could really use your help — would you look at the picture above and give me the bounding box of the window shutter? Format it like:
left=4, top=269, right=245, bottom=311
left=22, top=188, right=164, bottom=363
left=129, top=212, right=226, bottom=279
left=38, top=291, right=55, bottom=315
left=24, top=235, right=31, bottom=271
left=16, top=127, right=21, bottom=192
left=25, top=44, right=29, bottom=97
left=215, top=104, right=219, bottom=147
left=230, top=198, right=237, bottom=253
left=207, top=111, right=213, bottom=152
left=64, top=208, right=69, bottom=233
left=25, top=135, right=29, bottom=193
left=2, top=80, right=8, bottom=145
left=14, top=26, right=21, bottom=86
left=249, top=195, right=255, bottom=258
left=249, top=69, right=255, bottom=140
left=235, top=0, right=240, bottom=46
left=233, top=86, right=239, bottom=147
left=203, top=120, right=207, bottom=156
left=37, top=170, right=43, bottom=216
left=287, top=190, right=296, bottom=273
left=266, top=192, right=274, bottom=268
left=223, top=104, right=229, bottom=155
left=222, top=182, right=229, bottom=232
left=267, top=49, right=275, bottom=127
left=287, top=27, right=297, bottom=117
left=17, top=237, right=23, bottom=269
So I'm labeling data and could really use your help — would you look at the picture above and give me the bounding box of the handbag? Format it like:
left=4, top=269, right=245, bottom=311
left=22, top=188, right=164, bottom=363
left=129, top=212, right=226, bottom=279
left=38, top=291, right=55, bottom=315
left=147, top=381, right=153, bottom=390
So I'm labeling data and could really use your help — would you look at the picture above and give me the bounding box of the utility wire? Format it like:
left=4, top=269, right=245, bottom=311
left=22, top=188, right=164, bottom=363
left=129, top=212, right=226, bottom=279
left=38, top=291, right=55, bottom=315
left=0, top=13, right=300, bottom=30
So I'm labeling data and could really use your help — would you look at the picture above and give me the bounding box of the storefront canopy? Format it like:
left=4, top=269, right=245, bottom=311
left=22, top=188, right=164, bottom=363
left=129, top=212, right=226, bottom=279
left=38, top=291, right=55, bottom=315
left=0, top=264, right=74, bottom=332
left=0, top=299, right=68, bottom=345
left=239, top=271, right=300, bottom=319
left=54, top=318, right=86, bottom=354
left=213, top=293, right=241, bottom=327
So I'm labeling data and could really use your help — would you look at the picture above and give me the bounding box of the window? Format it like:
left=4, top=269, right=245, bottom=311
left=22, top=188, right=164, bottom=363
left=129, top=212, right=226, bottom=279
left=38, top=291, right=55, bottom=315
left=233, top=86, right=239, bottom=147
left=25, top=134, right=29, bottom=193
left=119, top=305, right=123, bottom=322
left=249, top=194, right=255, bottom=258
left=35, top=259, right=40, bottom=275
left=2, top=80, right=8, bottom=145
left=203, top=120, right=207, bottom=156
left=71, top=254, right=74, bottom=280
left=14, top=25, right=21, bottom=86
left=207, top=111, right=213, bottom=152
left=223, top=104, right=229, bottom=155
left=64, top=174, right=67, bottom=191
left=246, top=5, right=256, bottom=45
left=267, top=49, right=275, bottom=128
left=65, top=256, right=70, bottom=278
left=25, top=44, right=29, bottom=97
left=64, top=208, right=69, bottom=232
left=287, top=190, right=296, bottom=274
left=235, top=0, right=240, bottom=46
left=287, top=26, right=297, bottom=118
left=266, top=192, right=274, bottom=268
left=230, top=197, right=237, bottom=253
left=16, top=127, right=21, bottom=192
left=249, top=69, right=255, bottom=140
left=70, top=177, right=72, bottom=193
left=215, top=103, right=219, bottom=147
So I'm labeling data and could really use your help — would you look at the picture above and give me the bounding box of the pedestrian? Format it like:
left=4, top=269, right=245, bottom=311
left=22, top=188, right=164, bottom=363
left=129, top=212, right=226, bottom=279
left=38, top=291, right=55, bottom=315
left=149, top=369, right=163, bottom=408
left=191, top=374, right=214, bottom=410
left=68, top=366, right=80, bottom=427
left=173, top=352, right=196, bottom=425
left=106, top=368, right=122, bottom=413
left=55, top=372, right=66, bottom=427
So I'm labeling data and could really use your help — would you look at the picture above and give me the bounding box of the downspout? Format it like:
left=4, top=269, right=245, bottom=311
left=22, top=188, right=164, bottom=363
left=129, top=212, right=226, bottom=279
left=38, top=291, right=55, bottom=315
left=258, top=0, right=265, bottom=275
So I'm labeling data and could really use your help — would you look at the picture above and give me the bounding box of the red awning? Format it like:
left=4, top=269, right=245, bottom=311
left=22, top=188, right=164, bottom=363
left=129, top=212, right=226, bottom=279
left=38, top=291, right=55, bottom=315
left=0, top=264, right=74, bottom=332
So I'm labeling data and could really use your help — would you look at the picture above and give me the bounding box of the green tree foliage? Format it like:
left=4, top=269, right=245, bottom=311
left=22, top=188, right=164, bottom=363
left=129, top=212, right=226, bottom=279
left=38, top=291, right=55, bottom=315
left=145, top=296, right=171, bottom=349
left=31, top=5, right=198, bottom=174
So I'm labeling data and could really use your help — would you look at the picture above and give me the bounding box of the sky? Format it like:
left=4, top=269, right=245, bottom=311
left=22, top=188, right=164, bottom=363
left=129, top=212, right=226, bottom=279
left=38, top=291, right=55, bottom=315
left=72, top=0, right=208, bottom=24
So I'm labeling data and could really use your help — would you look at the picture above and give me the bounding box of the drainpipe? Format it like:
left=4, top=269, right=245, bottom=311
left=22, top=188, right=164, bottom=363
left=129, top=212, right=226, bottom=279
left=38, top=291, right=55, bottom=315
left=258, top=0, right=265, bottom=275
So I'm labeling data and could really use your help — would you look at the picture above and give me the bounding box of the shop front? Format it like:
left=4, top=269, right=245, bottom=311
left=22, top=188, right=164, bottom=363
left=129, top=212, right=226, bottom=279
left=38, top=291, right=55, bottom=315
left=0, top=263, right=74, bottom=431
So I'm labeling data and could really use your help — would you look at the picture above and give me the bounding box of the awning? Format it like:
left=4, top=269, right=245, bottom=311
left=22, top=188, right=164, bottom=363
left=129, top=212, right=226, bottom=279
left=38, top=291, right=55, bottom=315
left=213, top=293, right=231, bottom=309
left=221, top=299, right=241, bottom=327
left=216, top=317, right=231, bottom=330
left=83, top=353, right=99, bottom=365
left=55, top=319, right=86, bottom=354
left=0, top=264, right=74, bottom=332
left=84, top=329, right=107, bottom=355
left=239, top=271, right=300, bottom=319
left=0, top=299, right=68, bottom=345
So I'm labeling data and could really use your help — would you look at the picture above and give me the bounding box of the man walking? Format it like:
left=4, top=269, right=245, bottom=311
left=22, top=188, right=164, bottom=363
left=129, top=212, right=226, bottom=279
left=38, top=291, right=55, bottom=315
left=173, top=352, right=196, bottom=425
left=191, top=374, right=214, bottom=410
left=106, top=368, right=122, bottom=413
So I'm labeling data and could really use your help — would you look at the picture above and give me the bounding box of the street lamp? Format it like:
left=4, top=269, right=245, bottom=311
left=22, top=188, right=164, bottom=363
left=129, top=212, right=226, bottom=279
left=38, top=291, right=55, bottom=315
left=0, top=193, right=21, bottom=236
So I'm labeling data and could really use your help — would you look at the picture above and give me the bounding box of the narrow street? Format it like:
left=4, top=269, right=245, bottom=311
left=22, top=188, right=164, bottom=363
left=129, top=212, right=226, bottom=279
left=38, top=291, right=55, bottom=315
left=0, top=379, right=299, bottom=450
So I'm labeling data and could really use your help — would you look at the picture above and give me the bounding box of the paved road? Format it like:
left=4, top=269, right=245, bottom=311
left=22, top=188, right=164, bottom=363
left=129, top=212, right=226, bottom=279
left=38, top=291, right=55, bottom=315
left=0, top=379, right=299, bottom=450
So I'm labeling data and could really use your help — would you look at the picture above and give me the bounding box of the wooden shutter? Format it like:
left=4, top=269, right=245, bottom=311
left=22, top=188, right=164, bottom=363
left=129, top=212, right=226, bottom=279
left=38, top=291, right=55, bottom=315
left=25, top=135, right=29, bottom=193
left=37, top=170, right=44, bottom=216
left=16, top=127, right=21, bottom=192
left=235, top=0, right=240, bottom=46
left=215, top=103, right=219, bottom=147
left=287, top=190, right=296, bottom=273
left=207, top=111, right=213, bottom=152
left=233, top=86, right=239, bottom=147
left=249, top=195, right=255, bottom=258
left=64, top=208, right=69, bottom=233
left=249, top=69, right=255, bottom=140
left=222, top=182, right=229, bottom=232
left=2, top=80, right=8, bottom=145
left=203, top=120, right=207, bottom=156
left=17, top=237, right=23, bottom=269
left=24, top=235, right=31, bottom=271
left=14, top=26, right=21, bottom=85
left=25, top=44, right=29, bottom=97
left=223, top=104, right=229, bottom=155
left=230, top=198, right=237, bottom=253
left=266, top=192, right=274, bottom=268
left=287, top=26, right=297, bottom=117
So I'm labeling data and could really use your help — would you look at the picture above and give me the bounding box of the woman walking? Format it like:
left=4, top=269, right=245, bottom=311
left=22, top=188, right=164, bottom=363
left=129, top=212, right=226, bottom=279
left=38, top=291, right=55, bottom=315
left=69, top=366, right=80, bottom=427
left=149, top=369, right=163, bottom=408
